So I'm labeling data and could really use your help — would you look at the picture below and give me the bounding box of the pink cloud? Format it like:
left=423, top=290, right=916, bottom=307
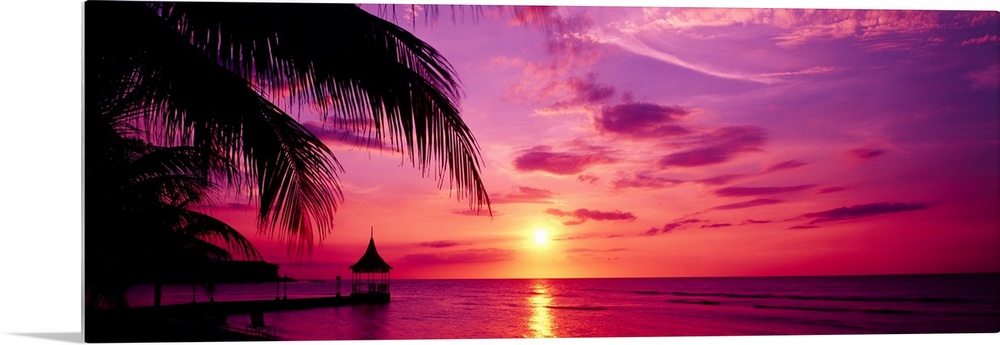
left=961, top=34, right=999, bottom=46
left=659, top=126, right=766, bottom=168
left=596, top=103, right=690, bottom=138
left=713, top=185, right=814, bottom=197
left=491, top=186, right=556, bottom=204
left=634, top=9, right=945, bottom=47
left=967, top=64, right=999, bottom=88
left=545, top=208, right=637, bottom=226
left=513, top=145, right=617, bottom=175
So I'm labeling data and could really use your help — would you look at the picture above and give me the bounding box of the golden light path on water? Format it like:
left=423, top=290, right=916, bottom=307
left=528, top=280, right=556, bottom=338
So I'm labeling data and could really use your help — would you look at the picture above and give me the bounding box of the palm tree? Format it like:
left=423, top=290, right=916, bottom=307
left=85, top=2, right=490, bottom=255
left=86, top=112, right=262, bottom=308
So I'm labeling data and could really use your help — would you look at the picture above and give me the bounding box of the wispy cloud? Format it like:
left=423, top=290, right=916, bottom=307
left=961, top=34, right=999, bottom=46
left=713, top=185, right=814, bottom=197
left=612, top=172, right=683, bottom=190
left=492, top=186, right=557, bottom=204
left=642, top=218, right=704, bottom=236
left=848, top=148, right=886, bottom=160
left=417, top=241, right=468, bottom=248
left=816, top=186, right=848, bottom=194
left=765, top=160, right=809, bottom=172
left=545, top=207, right=637, bottom=226
left=802, top=202, right=930, bottom=224
left=303, top=121, right=395, bottom=151
left=401, top=248, right=516, bottom=265
left=712, top=198, right=784, bottom=210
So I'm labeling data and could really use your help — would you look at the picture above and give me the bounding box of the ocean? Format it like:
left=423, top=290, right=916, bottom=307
left=125, top=273, right=1000, bottom=340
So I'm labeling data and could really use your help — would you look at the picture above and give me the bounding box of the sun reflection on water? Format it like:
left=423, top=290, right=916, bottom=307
left=528, top=280, right=556, bottom=338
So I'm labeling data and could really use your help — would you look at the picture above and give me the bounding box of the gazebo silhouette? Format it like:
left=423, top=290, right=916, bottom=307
left=349, top=228, right=392, bottom=300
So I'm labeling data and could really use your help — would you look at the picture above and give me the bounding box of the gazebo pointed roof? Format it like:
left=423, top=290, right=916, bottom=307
left=349, top=233, right=392, bottom=273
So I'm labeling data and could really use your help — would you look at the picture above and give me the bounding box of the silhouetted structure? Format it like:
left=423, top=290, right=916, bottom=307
left=349, top=229, right=392, bottom=299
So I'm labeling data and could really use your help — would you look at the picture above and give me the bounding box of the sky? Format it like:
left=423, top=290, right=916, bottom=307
left=200, top=4, right=1000, bottom=280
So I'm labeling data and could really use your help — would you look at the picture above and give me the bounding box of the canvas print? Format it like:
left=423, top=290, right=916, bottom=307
left=83, top=1, right=999, bottom=342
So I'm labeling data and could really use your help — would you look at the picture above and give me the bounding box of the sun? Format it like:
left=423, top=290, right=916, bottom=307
left=533, top=229, right=549, bottom=245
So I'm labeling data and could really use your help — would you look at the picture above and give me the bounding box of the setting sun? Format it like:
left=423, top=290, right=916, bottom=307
left=533, top=230, right=549, bottom=245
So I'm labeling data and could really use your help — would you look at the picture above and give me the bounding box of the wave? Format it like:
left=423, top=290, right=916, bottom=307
left=754, top=304, right=920, bottom=315
left=667, top=291, right=975, bottom=304
left=545, top=305, right=606, bottom=311
left=668, top=299, right=720, bottom=306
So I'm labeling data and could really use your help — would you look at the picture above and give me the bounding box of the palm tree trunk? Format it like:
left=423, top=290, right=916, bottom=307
left=153, top=282, right=162, bottom=307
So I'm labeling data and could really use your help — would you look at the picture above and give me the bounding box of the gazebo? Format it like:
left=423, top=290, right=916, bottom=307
left=349, top=229, right=392, bottom=297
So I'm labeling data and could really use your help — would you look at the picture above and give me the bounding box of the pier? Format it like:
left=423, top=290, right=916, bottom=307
left=134, top=293, right=389, bottom=317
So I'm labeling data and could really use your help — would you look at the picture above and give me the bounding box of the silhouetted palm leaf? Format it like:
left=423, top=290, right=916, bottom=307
left=155, top=2, right=492, bottom=218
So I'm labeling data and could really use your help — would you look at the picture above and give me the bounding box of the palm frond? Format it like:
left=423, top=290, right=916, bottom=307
left=87, top=2, right=345, bottom=252
left=157, top=2, right=491, bottom=214
left=175, top=209, right=262, bottom=261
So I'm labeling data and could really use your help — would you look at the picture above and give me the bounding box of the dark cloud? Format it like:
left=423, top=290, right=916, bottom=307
left=713, top=185, right=814, bottom=197
left=659, top=126, right=766, bottom=167
left=492, top=186, right=556, bottom=204
left=848, top=148, right=886, bottom=160
left=513, top=145, right=616, bottom=175
left=766, top=160, right=808, bottom=172
left=802, top=202, right=930, bottom=224
left=596, top=103, right=690, bottom=138
left=789, top=225, right=822, bottom=229
left=545, top=208, right=637, bottom=225
left=577, top=174, right=600, bottom=184
left=643, top=218, right=704, bottom=235
left=565, top=247, right=628, bottom=253
left=712, top=198, right=784, bottom=210
left=816, top=186, right=848, bottom=194
left=452, top=209, right=496, bottom=217
left=697, top=174, right=749, bottom=186
left=417, top=241, right=466, bottom=248
left=400, top=248, right=515, bottom=265
left=548, top=74, right=617, bottom=109
left=642, top=227, right=661, bottom=236
left=701, top=223, right=732, bottom=228
left=741, top=219, right=772, bottom=225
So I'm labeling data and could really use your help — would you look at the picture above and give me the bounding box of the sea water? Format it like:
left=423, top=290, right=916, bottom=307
left=125, top=273, right=1000, bottom=340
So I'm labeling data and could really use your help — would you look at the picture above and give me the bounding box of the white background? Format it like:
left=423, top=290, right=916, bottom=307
left=0, top=1, right=995, bottom=344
